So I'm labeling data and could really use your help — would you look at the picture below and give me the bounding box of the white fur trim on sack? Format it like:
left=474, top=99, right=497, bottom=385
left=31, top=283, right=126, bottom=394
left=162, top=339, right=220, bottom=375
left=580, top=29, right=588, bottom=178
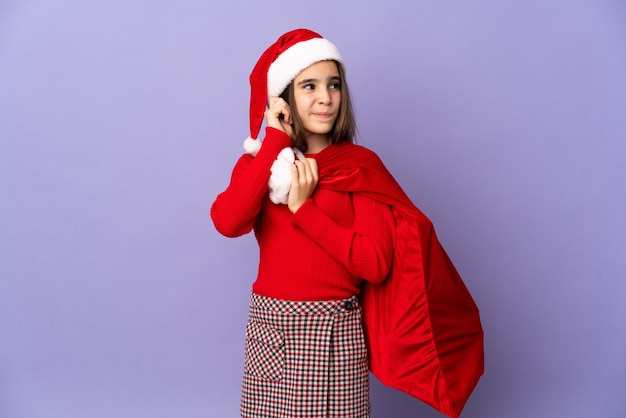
left=268, top=147, right=305, bottom=204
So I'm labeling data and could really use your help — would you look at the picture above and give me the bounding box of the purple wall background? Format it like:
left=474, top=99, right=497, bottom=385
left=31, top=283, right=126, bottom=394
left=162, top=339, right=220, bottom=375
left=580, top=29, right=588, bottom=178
left=1, top=1, right=625, bottom=417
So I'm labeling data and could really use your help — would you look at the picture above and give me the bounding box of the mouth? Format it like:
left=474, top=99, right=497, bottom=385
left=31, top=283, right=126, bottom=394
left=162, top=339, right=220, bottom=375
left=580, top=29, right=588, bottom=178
left=313, top=112, right=334, bottom=119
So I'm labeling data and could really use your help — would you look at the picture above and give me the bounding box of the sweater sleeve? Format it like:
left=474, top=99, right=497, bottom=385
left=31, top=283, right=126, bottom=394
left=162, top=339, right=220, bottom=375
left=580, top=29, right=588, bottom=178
left=211, top=128, right=292, bottom=237
left=291, top=193, right=395, bottom=284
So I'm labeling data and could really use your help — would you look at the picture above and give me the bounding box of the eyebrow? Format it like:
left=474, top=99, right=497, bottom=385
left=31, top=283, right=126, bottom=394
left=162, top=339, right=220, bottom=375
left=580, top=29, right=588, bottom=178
left=297, top=76, right=341, bottom=86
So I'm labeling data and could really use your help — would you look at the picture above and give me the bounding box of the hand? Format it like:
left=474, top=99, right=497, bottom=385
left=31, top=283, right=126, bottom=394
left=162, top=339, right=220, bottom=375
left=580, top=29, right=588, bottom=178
left=288, top=158, right=319, bottom=213
left=265, top=97, right=295, bottom=140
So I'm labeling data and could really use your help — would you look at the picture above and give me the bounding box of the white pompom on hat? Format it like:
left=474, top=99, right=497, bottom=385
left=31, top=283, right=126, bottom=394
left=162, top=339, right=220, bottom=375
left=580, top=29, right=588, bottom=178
left=243, top=28, right=344, bottom=155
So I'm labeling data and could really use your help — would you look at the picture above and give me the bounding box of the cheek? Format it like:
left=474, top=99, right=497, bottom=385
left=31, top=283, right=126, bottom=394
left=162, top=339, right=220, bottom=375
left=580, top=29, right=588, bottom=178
left=296, top=106, right=307, bottom=123
left=294, top=92, right=311, bottom=107
left=294, top=95, right=312, bottom=116
left=330, top=91, right=341, bottom=109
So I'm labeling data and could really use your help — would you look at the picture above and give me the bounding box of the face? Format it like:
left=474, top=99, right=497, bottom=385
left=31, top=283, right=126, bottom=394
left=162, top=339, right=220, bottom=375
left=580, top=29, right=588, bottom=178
left=292, top=60, right=341, bottom=144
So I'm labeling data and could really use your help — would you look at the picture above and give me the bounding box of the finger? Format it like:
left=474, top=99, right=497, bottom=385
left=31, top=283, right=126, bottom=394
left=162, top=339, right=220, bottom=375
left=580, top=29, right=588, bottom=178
left=304, top=160, right=315, bottom=183
left=293, top=160, right=306, bottom=184
left=282, top=109, right=292, bottom=125
left=279, top=102, right=292, bottom=124
left=266, top=98, right=294, bottom=135
left=269, top=97, right=286, bottom=111
left=268, top=97, right=285, bottom=109
left=299, top=160, right=315, bottom=185
left=301, top=159, right=318, bottom=184
left=271, top=100, right=292, bottom=125
left=306, top=158, right=318, bottom=180
left=290, top=162, right=300, bottom=184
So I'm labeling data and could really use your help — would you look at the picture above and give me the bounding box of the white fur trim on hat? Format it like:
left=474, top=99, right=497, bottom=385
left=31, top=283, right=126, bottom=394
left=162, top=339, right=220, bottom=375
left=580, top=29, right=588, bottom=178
left=267, top=37, right=343, bottom=98
left=243, top=136, right=262, bottom=156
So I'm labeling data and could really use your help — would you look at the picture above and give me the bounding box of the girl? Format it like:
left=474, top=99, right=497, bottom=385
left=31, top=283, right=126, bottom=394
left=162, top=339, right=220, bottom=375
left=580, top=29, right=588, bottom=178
left=211, top=29, right=483, bottom=418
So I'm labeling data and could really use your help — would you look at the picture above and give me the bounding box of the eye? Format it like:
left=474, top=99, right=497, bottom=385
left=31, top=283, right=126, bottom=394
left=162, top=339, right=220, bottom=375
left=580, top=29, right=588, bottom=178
left=303, top=83, right=315, bottom=90
left=329, top=81, right=341, bottom=90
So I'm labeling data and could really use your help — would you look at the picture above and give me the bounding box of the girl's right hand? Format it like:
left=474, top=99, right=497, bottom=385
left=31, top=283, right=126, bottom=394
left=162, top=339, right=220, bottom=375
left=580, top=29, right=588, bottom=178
left=265, top=97, right=295, bottom=140
left=287, top=158, right=319, bottom=214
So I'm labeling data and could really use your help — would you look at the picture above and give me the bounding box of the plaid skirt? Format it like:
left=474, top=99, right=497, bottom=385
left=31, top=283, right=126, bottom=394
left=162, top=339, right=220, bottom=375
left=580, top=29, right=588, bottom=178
left=240, top=293, right=370, bottom=418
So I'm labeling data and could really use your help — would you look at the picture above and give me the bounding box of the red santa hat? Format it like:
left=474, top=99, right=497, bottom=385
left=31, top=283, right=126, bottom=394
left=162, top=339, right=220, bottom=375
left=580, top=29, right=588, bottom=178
left=243, top=28, right=344, bottom=155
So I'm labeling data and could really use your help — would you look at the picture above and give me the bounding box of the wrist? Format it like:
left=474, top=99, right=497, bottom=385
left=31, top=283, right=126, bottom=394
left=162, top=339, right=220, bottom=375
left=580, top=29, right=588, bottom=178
left=288, top=201, right=303, bottom=214
left=289, top=198, right=312, bottom=215
left=257, top=127, right=293, bottom=157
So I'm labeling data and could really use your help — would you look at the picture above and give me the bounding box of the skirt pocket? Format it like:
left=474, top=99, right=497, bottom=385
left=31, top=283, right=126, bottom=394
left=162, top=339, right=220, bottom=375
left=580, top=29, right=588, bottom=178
left=244, top=321, right=285, bottom=380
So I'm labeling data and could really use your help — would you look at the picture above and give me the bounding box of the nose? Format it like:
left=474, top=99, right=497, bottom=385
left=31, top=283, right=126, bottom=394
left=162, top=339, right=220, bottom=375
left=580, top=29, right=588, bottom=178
left=317, top=87, right=331, bottom=104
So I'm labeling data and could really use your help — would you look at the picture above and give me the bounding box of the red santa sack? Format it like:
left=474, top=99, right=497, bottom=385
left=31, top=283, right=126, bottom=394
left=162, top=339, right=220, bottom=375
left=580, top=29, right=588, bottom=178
left=316, top=143, right=484, bottom=418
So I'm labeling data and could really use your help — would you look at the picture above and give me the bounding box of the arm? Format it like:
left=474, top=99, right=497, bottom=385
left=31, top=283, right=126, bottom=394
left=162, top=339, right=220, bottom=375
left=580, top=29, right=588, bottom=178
left=210, top=127, right=292, bottom=237
left=291, top=193, right=395, bottom=283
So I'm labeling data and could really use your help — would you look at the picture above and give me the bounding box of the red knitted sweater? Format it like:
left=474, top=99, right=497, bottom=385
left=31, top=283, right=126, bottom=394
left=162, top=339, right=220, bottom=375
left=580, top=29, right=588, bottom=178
left=211, top=127, right=395, bottom=301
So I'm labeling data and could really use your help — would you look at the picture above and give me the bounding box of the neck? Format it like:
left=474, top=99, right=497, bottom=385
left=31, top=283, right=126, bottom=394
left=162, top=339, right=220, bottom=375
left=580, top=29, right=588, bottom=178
left=305, top=134, right=330, bottom=154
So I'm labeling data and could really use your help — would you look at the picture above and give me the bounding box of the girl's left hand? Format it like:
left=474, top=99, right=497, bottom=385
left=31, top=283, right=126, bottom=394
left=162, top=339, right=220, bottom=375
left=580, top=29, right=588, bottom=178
left=288, top=158, right=319, bottom=213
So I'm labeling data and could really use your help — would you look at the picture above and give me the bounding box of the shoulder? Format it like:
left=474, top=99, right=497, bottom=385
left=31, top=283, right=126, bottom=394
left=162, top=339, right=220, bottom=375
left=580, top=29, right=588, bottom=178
left=316, top=141, right=391, bottom=180
left=340, top=142, right=388, bottom=170
left=227, top=152, right=254, bottom=179
left=328, top=141, right=383, bottom=162
left=233, top=152, right=254, bottom=168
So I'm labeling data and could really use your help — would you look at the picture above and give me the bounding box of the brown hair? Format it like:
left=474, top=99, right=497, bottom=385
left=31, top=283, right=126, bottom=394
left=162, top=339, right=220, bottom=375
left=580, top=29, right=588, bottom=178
left=280, top=60, right=357, bottom=152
